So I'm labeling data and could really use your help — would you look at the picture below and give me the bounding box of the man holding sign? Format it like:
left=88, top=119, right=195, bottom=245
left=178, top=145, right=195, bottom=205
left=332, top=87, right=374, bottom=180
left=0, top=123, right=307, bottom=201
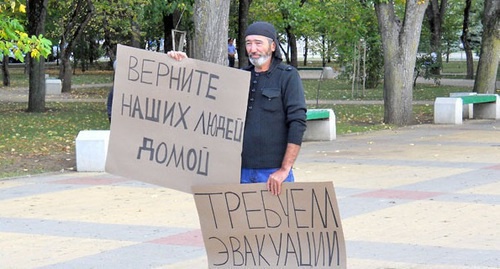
left=169, top=21, right=307, bottom=196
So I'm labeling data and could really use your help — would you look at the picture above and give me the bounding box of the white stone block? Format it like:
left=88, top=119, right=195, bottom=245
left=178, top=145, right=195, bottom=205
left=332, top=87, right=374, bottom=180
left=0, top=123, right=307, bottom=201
left=434, top=97, right=463, bottom=124
left=304, top=109, right=336, bottom=141
left=46, top=79, right=62, bottom=95
left=450, top=92, right=476, bottom=119
left=76, top=130, right=110, bottom=172
left=322, top=67, right=337, bottom=79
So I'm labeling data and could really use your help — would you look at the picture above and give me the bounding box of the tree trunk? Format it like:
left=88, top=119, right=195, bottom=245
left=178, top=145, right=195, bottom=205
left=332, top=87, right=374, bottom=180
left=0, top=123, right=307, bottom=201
left=58, top=0, right=95, bottom=92
left=162, top=9, right=182, bottom=53
left=60, top=52, right=72, bottom=93
left=193, top=0, right=230, bottom=64
left=425, top=0, right=446, bottom=75
left=285, top=26, right=298, bottom=67
left=461, top=0, right=474, bottom=80
left=473, top=0, right=499, bottom=94
left=2, top=59, right=10, bottom=86
left=163, top=13, right=175, bottom=52
left=375, top=0, right=429, bottom=126
left=27, top=0, right=48, bottom=113
left=237, top=0, right=252, bottom=68
left=130, top=20, right=141, bottom=48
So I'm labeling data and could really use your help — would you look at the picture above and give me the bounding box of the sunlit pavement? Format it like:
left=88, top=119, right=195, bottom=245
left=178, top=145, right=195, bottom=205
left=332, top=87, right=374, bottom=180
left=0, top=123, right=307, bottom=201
left=1, top=119, right=499, bottom=268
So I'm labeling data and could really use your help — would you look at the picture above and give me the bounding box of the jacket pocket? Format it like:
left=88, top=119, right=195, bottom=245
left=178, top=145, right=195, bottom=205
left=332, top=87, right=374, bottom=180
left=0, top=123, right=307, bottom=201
left=261, top=88, right=281, bottom=112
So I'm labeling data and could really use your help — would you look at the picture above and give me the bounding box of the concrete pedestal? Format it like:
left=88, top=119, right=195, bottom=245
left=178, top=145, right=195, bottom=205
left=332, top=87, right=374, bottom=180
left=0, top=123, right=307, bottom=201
left=434, top=98, right=463, bottom=124
left=304, top=109, right=336, bottom=141
left=46, top=79, right=62, bottom=95
left=76, top=130, right=110, bottom=172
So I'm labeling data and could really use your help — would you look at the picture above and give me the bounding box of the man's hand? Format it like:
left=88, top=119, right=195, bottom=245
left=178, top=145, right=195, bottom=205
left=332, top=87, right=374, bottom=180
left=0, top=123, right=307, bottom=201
left=267, top=168, right=289, bottom=196
left=266, top=143, right=301, bottom=195
left=167, top=51, right=188, bottom=61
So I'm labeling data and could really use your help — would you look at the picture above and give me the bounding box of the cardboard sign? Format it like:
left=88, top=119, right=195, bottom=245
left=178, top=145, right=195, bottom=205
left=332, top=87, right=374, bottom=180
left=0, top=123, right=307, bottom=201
left=192, top=182, right=346, bottom=269
left=106, top=45, right=250, bottom=193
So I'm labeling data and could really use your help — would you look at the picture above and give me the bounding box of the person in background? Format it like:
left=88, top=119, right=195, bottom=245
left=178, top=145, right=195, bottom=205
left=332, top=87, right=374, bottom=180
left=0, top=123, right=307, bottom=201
left=167, top=22, right=307, bottom=195
left=106, top=60, right=116, bottom=122
left=227, top=38, right=236, bottom=67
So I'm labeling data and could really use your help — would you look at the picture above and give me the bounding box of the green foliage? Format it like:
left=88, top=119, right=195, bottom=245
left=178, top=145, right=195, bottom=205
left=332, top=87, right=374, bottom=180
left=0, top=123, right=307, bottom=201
left=141, top=0, right=194, bottom=46
left=44, top=0, right=196, bottom=67
left=248, top=0, right=384, bottom=86
left=414, top=54, right=441, bottom=85
left=0, top=0, right=25, bottom=13
left=0, top=0, right=52, bottom=62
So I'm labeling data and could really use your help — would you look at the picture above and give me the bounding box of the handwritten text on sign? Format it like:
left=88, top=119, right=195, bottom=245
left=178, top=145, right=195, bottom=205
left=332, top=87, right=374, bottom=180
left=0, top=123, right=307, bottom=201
left=192, top=182, right=346, bottom=269
left=106, top=45, right=250, bottom=193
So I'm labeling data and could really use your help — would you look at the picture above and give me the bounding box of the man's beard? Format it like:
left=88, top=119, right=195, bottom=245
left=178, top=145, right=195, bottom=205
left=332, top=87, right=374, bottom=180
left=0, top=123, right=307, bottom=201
left=249, top=52, right=271, bottom=68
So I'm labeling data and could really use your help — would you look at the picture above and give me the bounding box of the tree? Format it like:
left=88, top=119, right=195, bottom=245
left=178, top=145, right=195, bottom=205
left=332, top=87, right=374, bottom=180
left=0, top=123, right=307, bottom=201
left=280, top=0, right=308, bottom=67
left=249, top=0, right=308, bottom=67
left=237, top=0, right=252, bottom=68
left=91, top=0, right=148, bottom=64
left=460, top=0, right=474, bottom=79
left=375, top=0, right=429, bottom=125
left=440, top=0, right=464, bottom=62
left=1, top=0, right=51, bottom=87
left=27, top=0, right=49, bottom=112
left=1, top=16, right=24, bottom=86
left=142, top=0, right=181, bottom=53
left=425, top=0, right=447, bottom=75
left=473, top=0, right=499, bottom=94
left=193, top=0, right=230, bottom=64
left=55, top=0, right=94, bottom=92
left=328, top=0, right=383, bottom=89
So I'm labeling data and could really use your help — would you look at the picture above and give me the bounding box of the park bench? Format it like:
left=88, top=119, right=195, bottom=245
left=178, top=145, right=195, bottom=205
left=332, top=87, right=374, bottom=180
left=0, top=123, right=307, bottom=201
left=434, top=93, right=500, bottom=124
left=297, top=67, right=323, bottom=71
left=303, top=108, right=336, bottom=141
left=298, top=66, right=337, bottom=79
left=75, top=130, right=110, bottom=172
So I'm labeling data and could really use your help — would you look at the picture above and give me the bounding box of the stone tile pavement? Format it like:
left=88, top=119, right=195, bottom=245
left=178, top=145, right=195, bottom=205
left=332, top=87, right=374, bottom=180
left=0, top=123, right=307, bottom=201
left=1, top=120, right=499, bottom=268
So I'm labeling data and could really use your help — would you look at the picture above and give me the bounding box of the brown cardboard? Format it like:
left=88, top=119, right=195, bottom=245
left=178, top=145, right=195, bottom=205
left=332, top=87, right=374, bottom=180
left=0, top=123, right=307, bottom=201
left=106, top=45, right=250, bottom=193
left=192, top=182, right=347, bottom=269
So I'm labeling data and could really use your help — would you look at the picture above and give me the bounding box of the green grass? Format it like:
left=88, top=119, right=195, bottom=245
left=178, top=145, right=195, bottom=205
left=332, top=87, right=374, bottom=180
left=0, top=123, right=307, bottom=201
left=3, top=67, right=114, bottom=88
left=306, top=103, right=433, bottom=134
left=0, top=102, right=110, bottom=178
left=302, top=79, right=474, bottom=101
left=441, top=60, right=477, bottom=74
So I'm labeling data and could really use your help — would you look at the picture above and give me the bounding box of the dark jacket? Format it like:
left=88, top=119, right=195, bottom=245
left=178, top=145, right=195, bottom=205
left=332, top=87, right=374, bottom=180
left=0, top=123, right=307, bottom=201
left=106, top=88, right=113, bottom=122
left=241, top=58, right=307, bottom=169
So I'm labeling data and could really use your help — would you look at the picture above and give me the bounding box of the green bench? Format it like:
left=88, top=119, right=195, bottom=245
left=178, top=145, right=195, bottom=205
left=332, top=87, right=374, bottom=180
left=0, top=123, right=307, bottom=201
left=304, top=109, right=336, bottom=141
left=434, top=93, right=500, bottom=124
left=306, top=109, right=331, bottom=120
left=459, top=94, right=497, bottom=104
left=297, top=67, right=323, bottom=71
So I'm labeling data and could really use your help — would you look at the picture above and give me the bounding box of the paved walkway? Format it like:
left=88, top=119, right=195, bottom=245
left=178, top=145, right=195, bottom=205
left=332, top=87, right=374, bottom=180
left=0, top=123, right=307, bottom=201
left=1, top=119, right=499, bottom=268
